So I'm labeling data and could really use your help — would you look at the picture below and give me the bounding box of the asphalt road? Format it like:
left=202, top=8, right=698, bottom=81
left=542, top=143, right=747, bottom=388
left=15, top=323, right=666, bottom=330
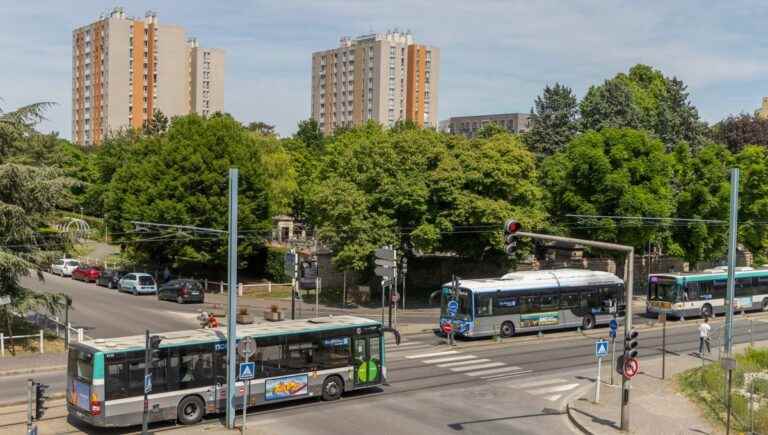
left=20, top=272, right=204, bottom=338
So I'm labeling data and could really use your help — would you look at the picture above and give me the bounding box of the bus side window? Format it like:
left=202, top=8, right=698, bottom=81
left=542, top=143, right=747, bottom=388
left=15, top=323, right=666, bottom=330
left=560, top=293, right=579, bottom=309
left=319, top=334, right=351, bottom=369
left=521, top=294, right=540, bottom=314
left=580, top=288, right=598, bottom=308
left=756, top=277, right=768, bottom=296
left=476, top=293, right=494, bottom=317
left=178, top=345, right=214, bottom=389
left=540, top=293, right=558, bottom=311
left=699, top=281, right=713, bottom=299
left=713, top=280, right=726, bottom=299
left=737, top=278, right=752, bottom=296
left=105, top=359, right=127, bottom=400
left=683, top=283, right=699, bottom=301
left=496, top=292, right=519, bottom=315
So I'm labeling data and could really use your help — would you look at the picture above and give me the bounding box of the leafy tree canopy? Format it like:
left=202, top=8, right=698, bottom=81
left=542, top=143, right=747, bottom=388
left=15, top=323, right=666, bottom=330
left=711, top=113, right=768, bottom=154
left=525, top=83, right=579, bottom=155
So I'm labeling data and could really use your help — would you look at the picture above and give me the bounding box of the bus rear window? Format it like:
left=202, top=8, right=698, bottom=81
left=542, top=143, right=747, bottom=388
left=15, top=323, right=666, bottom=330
left=68, top=349, right=94, bottom=383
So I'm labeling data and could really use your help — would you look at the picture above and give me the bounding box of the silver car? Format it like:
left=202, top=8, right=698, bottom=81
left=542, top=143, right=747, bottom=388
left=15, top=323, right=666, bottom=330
left=51, top=258, right=80, bottom=277
left=118, top=273, right=158, bottom=295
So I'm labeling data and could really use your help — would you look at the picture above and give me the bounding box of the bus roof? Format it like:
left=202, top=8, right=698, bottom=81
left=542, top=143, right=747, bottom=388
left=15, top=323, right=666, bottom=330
left=650, top=267, right=768, bottom=283
left=443, top=269, right=623, bottom=293
left=76, top=315, right=380, bottom=353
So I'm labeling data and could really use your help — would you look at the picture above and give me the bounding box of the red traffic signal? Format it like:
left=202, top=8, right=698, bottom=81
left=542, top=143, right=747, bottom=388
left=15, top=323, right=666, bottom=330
left=504, top=219, right=521, bottom=234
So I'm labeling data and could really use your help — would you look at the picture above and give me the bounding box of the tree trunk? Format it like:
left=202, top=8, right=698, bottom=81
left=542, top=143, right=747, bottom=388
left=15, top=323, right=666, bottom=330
left=4, top=308, right=15, bottom=356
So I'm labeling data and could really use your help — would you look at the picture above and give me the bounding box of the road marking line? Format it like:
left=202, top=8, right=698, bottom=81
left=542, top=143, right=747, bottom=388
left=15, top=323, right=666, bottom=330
left=422, top=355, right=477, bottom=364
left=405, top=351, right=459, bottom=359
left=528, top=383, right=580, bottom=395
left=387, top=346, right=439, bottom=355
left=466, top=366, right=527, bottom=377
left=450, top=362, right=505, bottom=372
left=545, top=394, right=562, bottom=402
left=481, top=371, right=533, bottom=381
left=437, top=359, right=491, bottom=368
left=387, top=341, right=421, bottom=347
left=511, top=378, right=568, bottom=389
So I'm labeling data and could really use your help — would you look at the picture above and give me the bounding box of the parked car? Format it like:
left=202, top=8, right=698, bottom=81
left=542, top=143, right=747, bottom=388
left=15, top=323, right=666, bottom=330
left=157, top=279, right=205, bottom=304
left=50, top=258, right=80, bottom=277
left=71, top=265, right=102, bottom=283
left=118, top=273, right=158, bottom=295
left=97, top=269, right=126, bottom=289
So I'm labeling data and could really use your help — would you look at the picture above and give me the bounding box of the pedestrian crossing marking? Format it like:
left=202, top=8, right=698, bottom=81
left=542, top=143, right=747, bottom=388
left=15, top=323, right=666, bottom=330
left=405, top=351, right=459, bottom=359
left=482, top=371, right=533, bottom=381
left=387, top=341, right=421, bottom=347
left=528, top=383, right=580, bottom=395
left=545, top=394, right=562, bottom=402
left=437, top=359, right=491, bottom=368
left=422, top=355, right=477, bottom=364
left=450, top=362, right=505, bottom=372
left=466, top=366, right=527, bottom=377
left=512, top=378, right=567, bottom=389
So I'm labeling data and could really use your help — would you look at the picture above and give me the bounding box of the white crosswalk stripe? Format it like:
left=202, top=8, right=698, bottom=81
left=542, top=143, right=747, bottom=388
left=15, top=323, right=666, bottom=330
left=545, top=394, right=562, bottom=402
left=467, top=366, right=530, bottom=377
left=528, top=383, right=580, bottom=395
left=388, top=341, right=422, bottom=347
left=450, top=362, right=505, bottom=372
left=405, top=351, right=459, bottom=359
left=501, top=376, right=583, bottom=403
left=511, top=378, right=568, bottom=389
left=422, top=355, right=477, bottom=364
left=437, top=358, right=491, bottom=368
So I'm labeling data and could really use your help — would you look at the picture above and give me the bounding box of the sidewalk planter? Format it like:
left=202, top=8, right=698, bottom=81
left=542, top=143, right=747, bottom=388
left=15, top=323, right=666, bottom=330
left=236, top=309, right=254, bottom=324
left=263, top=310, right=284, bottom=321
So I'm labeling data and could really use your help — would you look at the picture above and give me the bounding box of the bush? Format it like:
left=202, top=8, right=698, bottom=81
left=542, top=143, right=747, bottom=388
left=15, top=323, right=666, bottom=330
left=266, top=247, right=288, bottom=282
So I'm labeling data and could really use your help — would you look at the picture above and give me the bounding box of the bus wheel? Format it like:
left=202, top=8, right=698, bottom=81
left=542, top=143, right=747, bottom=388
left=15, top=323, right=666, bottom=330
left=701, top=304, right=713, bottom=318
left=321, top=375, right=343, bottom=401
left=178, top=395, right=205, bottom=425
left=582, top=314, right=595, bottom=330
left=500, top=321, right=515, bottom=338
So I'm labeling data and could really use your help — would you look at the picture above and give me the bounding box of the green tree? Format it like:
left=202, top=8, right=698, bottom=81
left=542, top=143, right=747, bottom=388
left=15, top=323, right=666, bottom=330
left=295, top=118, right=324, bottom=151
left=475, top=122, right=508, bottom=139
left=246, top=121, right=276, bottom=136
left=525, top=83, right=579, bottom=155
left=0, top=101, right=68, bottom=353
left=735, top=145, right=768, bottom=262
left=580, top=65, right=705, bottom=148
left=141, top=109, right=169, bottom=136
left=711, top=114, right=768, bottom=153
left=104, top=113, right=272, bottom=267
left=541, top=128, right=676, bottom=249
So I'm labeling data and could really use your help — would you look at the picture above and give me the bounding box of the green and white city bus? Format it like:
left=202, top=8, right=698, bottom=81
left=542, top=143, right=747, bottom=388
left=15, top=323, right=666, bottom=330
left=67, top=316, right=385, bottom=428
left=438, top=269, right=625, bottom=338
left=647, top=267, right=768, bottom=318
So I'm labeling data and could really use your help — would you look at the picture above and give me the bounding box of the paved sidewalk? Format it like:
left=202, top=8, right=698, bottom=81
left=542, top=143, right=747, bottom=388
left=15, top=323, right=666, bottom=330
left=566, top=339, right=768, bottom=434
left=0, top=352, right=67, bottom=375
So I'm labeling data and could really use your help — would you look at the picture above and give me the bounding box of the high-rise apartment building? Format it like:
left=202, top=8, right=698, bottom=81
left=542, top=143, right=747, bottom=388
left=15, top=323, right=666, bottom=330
left=311, top=31, right=440, bottom=135
left=72, top=7, right=224, bottom=146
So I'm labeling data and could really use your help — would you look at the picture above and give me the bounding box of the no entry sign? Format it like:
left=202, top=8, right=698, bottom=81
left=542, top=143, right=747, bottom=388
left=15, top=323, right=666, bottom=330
left=623, top=357, right=640, bottom=379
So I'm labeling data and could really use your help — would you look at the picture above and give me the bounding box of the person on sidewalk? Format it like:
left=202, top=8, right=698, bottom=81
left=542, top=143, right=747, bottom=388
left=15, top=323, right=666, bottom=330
left=698, top=316, right=711, bottom=355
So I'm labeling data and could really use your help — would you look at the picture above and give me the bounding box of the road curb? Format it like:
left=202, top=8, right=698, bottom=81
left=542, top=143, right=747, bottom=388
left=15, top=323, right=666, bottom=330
left=0, top=365, right=67, bottom=377
left=566, top=401, right=594, bottom=435
left=562, top=382, right=598, bottom=435
left=0, top=392, right=66, bottom=408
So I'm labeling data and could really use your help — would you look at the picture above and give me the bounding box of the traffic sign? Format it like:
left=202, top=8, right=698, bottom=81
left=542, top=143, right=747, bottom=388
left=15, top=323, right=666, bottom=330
left=375, top=258, right=395, bottom=268
left=595, top=339, right=609, bottom=358
left=374, top=248, right=395, bottom=261
left=144, top=374, right=152, bottom=394
left=447, top=300, right=459, bottom=317
left=609, top=329, right=617, bottom=338
left=623, top=357, right=639, bottom=378
left=609, top=319, right=618, bottom=331
left=237, top=337, right=257, bottom=359
left=239, top=362, right=256, bottom=380
left=374, top=266, right=395, bottom=279
left=442, top=323, right=453, bottom=334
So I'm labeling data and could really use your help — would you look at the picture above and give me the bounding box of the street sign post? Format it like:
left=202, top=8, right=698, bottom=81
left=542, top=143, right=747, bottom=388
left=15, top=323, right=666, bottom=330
left=237, top=337, right=257, bottom=360
left=238, top=362, right=255, bottom=432
left=374, top=266, right=395, bottom=279
left=144, top=374, right=152, bottom=394
left=609, top=319, right=618, bottom=385
left=595, top=339, right=609, bottom=403
left=374, top=246, right=397, bottom=328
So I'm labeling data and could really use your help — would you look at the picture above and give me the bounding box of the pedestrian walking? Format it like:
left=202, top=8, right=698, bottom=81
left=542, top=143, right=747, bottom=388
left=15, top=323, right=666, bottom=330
left=698, top=316, right=711, bottom=355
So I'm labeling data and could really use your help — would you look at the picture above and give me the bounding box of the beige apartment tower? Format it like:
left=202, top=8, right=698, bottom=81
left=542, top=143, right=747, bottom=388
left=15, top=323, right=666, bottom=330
left=72, top=7, right=224, bottom=146
left=311, top=31, right=440, bottom=134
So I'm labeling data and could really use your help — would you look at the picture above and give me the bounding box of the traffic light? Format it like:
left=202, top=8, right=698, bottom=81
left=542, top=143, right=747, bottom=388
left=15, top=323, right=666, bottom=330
left=149, top=335, right=162, bottom=361
left=503, top=219, right=522, bottom=256
left=34, top=382, right=50, bottom=420
left=624, top=329, right=639, bottom=359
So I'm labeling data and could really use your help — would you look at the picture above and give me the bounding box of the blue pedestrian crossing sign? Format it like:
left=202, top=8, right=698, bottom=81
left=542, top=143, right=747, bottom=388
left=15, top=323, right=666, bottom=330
left=239, top=362, right=256, bottom=380
left=595, top=340, right=609, bottom=358
left=447, top=300, right=459, bottom=317
left=609, top=319, right=618, bottom=331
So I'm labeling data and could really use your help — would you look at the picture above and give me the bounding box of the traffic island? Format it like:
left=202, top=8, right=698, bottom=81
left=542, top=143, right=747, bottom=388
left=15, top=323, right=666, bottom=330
left=566, top=353, right=717, bottom=434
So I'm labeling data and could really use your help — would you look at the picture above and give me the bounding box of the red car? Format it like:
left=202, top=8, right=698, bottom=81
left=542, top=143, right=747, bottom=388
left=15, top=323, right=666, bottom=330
left=71, top=266, right=102, bottom=283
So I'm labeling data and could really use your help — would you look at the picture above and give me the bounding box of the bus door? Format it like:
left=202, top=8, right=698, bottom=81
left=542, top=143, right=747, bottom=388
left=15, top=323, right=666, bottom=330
left=352, top=335, right=381, bottom=386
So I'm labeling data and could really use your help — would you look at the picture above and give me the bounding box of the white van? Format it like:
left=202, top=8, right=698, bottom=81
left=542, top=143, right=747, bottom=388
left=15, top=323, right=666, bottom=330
left=51, top=258, right=80, bottom=277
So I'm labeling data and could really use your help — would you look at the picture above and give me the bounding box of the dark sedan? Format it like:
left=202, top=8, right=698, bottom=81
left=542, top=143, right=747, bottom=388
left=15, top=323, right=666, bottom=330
left=96, top=269, right=125, bottom=289
left=157, top=279, right=205, bottom=304
left=71, top=266, right=102, bottom=283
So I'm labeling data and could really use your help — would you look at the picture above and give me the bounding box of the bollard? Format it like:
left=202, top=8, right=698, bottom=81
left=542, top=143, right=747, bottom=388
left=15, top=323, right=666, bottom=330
left=78, top=328, right=84, bottom=342
left=39, top=330, right=44, bottom=354
left=220, top=281, right=224, bottom=294
left=238, top=283, right=244, bottom=297
left=268, top=281, right=272, bottom=294
left=1, top=333, right=4, bottom=357
left=67, top=322, right=71, bottom=345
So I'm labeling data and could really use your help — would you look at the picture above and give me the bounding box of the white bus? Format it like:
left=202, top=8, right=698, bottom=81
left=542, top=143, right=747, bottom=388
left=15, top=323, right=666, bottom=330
left=438, top=269, right=625, bottom=338
left=67, top=316, right=385, bottom=428
left=647, top=267, right=768, bottom=318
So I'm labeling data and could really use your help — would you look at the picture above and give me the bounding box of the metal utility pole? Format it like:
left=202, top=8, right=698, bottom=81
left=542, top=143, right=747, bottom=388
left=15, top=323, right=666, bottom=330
left=507, top=227, right=634, bottom=431
left=226, top=168, right=239, bottom=430
left=401, top=257, right=408, bottom=311
left=141, top=330, right=150, bottom=435
left=26, top=379, right=33, bottom=435
left=724, top=168, right=739, bottom=435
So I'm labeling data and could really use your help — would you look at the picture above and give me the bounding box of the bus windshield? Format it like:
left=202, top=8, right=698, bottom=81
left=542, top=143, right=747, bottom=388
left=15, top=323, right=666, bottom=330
left=68, top=348, right=93, bottom=384
left=648, top=277, right=680, bottom=302
left=440, top=287, right=472, bottom=319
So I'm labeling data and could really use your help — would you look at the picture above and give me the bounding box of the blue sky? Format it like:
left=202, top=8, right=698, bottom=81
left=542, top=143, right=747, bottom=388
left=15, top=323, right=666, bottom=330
left=3, top=0, right=768, bottom=138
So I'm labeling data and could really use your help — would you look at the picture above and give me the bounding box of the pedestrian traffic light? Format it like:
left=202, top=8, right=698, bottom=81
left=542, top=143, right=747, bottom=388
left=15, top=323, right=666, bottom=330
left=34, top=382, right=50, bottom=420
left=624, top=329, right=639, bottom=359
left=503, top=219, right=522, bottom=256
left=149, top=335, right=162, bottom=361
